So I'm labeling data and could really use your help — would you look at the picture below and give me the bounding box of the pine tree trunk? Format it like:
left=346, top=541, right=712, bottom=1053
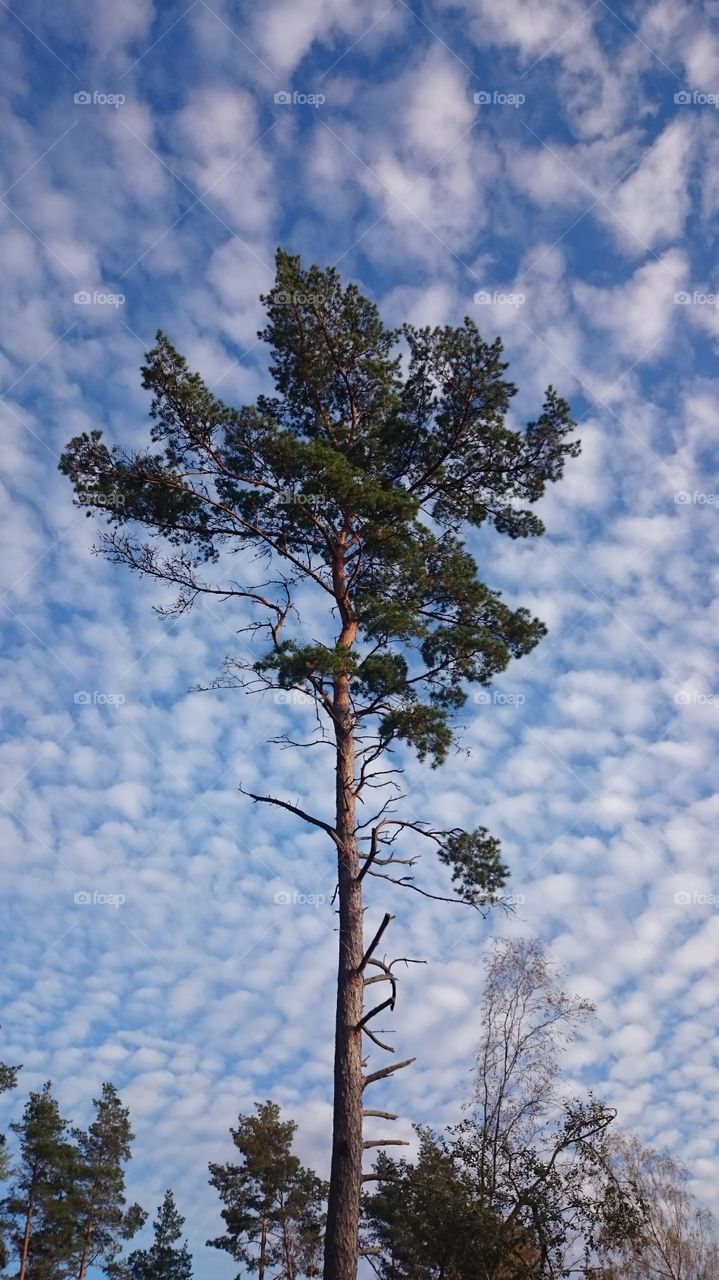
left=323, top=677, right=363, bottom=1280
left=259, top=1213, right=267, bottom=1280
left=77, top=1236, right=90, bottom=1280
left=282, top=1219, right=296, bottom=1280
left=77, top=1205, right=95, bottom=1280
left=18, top=1200, right=33, bottom=1280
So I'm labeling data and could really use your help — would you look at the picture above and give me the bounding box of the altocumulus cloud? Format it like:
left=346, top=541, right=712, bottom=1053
left=0, top=0, right=718, bottom=1272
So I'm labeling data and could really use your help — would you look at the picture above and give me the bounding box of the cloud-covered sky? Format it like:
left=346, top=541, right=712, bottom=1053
left=1, top=0, right=719, bottom=1271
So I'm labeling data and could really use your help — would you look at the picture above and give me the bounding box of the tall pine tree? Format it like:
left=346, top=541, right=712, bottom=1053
left=72, top=1083, right=145, bottom=1279
left=4, top=1081, right=80, bottom=1280
left=61, top=249, right=580, bottom=1279
left=126, top=1189, right=193, bottom=1280
left=208, top=1100, right=326, bottom=1279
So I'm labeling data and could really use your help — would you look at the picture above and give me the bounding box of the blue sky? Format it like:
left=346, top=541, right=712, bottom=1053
left=1, top=0, right=719, bottom=1273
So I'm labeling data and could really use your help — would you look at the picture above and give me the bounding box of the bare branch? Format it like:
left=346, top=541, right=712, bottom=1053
left=362, top=1139, right=410, bottom=1149
left=364, top=956, right=426, bottom=991
left=270, top=735, right=333, bottom=750
left=367, top=869, right=481, bottom=907
left=355, top=796, right=406, bottom=834
left=357, top=997, right=395, bottom=1031
left=358, top=913, right=393, bottom=971
left=357, top=826, right=382, bottom=883
left=362, top=1173, right=402, bottom=1184
left=239, top=785, right=340, bottom=847
left=363, top=1058, right=416, bottom=1089
left=367, top=857, right=419, bottom=867
left=362, top=1026, right=395, bottom=1053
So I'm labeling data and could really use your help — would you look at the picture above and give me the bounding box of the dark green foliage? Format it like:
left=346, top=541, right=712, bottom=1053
left=126, top=1189, right=193, bottom=1280
left=3, top=1081, right=81, bottom=1279
left=0, top=1061, right=20, bottom=1096
left=0, top=1045, right=20, bottom=1271
left=363, top=1107, right=640, bottom=1280
left=362, top=1128, right=526, bottom=1280
left=59, top=248, right=579, bottom=903
left=208, top=1100, right=327, bottom=1278
left=72, top=1082, right=146, bottom=1278
left=437, top=828, right=507, bottom=906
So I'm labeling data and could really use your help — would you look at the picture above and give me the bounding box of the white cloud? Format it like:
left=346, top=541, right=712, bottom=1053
left=573, top=249, right=688, bottom=360
left=401, top=49, right=476, bottom=156
left=602, top=120, right=694, bottom=253
left=250, top=0, right=406, bottom=78
left=172, top=87, right=275, bottom=234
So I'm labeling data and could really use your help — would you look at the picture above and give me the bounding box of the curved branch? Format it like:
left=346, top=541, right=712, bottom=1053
left=362, top=1026, right=395, bottom=1053
left=358, top=912, right=393, bottom=970
left=357, top=996, right=395, bottom=1031
left=367, top=869, right=479, bottom=906
left=239, top=786, right=340, bottom=847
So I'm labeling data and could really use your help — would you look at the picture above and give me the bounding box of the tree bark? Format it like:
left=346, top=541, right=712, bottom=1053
left=282, top=1217, right=296, bottom=1280
left=259, top=1212, right=267, bottom=1280
left=323, top=675, right=363, bottom=1280
left=77, top=1218, right=93, bottom=1280
left=76, top=1181, right=99, bottom=1280
left=18, top=1198, right=33, bottom=1280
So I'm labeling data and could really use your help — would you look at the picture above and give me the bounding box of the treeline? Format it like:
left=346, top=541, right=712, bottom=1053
left=0, top=1074, right=190, bottom=1280
left=1, top=940, right=716, bottom=1279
